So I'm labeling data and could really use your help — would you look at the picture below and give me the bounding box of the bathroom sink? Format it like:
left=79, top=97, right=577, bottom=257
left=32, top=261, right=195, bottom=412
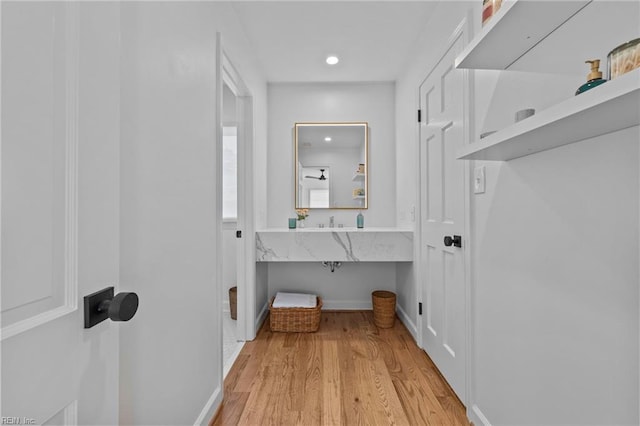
left=257, top=227, right=411, bottom=233
left=256, top=228, right=414, bottom=262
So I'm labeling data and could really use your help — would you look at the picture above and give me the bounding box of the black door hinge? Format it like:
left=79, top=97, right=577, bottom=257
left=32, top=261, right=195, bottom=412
left=236, top=230, right=242, bottom=238
left=418, top=302, right=423, bottom=315
left=417, top=109, right=421, bottom=123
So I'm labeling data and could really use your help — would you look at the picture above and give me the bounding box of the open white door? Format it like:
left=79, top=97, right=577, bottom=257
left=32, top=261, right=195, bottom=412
left=1, top=2, right=121, bottom=423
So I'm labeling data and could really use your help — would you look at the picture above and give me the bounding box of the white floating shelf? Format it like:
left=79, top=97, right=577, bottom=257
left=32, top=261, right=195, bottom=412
left=455, top=0, right=591, bottom=70
left=352, top=173, right=365, bottom=181
left=457, top=69, right=640, bottom=161
left=353, top=195, right=365, bottom=200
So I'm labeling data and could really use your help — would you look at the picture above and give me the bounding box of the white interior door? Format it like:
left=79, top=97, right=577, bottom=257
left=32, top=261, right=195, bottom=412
left=1, top=2, right=120, bottom=423
left=419, top=25, right=468, bottom=403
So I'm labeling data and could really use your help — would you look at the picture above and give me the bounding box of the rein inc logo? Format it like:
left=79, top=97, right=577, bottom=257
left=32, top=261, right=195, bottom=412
left=2, top=418, right=35, bottom=425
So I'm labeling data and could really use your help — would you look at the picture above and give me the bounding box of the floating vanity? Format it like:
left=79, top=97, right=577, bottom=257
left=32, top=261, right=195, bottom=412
left=256, top=228, right=413, bottom=262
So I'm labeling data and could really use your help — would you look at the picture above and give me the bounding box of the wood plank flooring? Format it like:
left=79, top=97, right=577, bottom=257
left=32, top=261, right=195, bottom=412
left=211, top=311, right=469, bottom=426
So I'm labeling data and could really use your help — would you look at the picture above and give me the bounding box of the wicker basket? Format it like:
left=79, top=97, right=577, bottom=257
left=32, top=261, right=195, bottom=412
left=229, top=286, right=237, bottom=320
left=269, top=296, right=322, bottom=333
left=372, top=290, right=396, bottom=328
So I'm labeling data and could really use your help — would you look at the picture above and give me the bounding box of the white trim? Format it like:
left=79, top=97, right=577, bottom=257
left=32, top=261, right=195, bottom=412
left=396, top=303, right=417, bottom=341
left=214, top=30, right=225, bottom=412
left=239, top=95, right=256, bottom=341
left=255, top=301, right=268, bottom=332
left=415, top=70, right=424, bottom=350
left=223, top=342, right=245, bottom=378
left=222, top=53, right=242, bottom=97
left=64, top=1, right=79, bottom=314
left=462, top=7, right=478, bottom=421
left=0, top=0, right=3, bottom=405
left=193, top=385, right=222, bottom=426
left=1, top=306, right=76, bottom=341
left=222, top=220, right=237, bottom=231
left=469, top=404, right=492, bottom=426
left=63, top=400, right=78, bottom=426
left=43, top=399, right=78, bottom=426
left=1, top=2, right=79, bottom=341
left=321, top=300, right=373, bottom=311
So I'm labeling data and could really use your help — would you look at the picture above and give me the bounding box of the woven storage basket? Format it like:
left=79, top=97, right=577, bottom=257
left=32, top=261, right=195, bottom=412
left=229, top=286, right=237, bottom=320
left=372, top=290, right=396, bottom=328
left=269, top=296, right=322, bottom=333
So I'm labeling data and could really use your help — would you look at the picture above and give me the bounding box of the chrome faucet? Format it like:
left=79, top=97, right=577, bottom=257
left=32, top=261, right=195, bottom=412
left=329, top=216, right=335, bottom=228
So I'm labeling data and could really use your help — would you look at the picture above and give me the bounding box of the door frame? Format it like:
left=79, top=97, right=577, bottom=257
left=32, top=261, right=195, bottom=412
left=415, top=15, right=476, bottom=411
left=218, top=42, right=256, bottom=343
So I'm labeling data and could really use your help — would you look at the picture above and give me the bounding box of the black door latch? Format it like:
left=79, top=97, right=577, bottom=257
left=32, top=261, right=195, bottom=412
left=443, top=235, right=462, bottom=248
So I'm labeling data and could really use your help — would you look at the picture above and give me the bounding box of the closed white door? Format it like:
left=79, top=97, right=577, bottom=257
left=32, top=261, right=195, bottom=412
left=2, top=3, right=120, bottom=423
left=418, top=26, right=468, bottom=403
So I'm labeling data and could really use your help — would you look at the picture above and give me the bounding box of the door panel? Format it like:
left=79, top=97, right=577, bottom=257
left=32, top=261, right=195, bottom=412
left=426, top=134, right=440, bottom=222
left=419, top=28, right=467, bottom=403
left=2, top=1, right=71, bottom=335
left=1, top=3, right=120, bottom=423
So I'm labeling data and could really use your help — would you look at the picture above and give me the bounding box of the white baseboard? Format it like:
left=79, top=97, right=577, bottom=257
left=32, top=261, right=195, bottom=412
left=322, top=299, right=372, bottom=310
left=194, top=385, right=222, bottom=426
left=255, top=301, right=268, bottom=331
left=224, top=342, right=245, bottom=378
left=396, top=303, right=417, bottom=341
left=469, top=404, right=491, bottom=426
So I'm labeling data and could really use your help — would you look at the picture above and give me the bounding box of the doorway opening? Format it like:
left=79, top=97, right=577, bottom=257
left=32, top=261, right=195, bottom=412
left=218, top=48, right=256, bottom=378
left=222, top=115, right=242, bottom=375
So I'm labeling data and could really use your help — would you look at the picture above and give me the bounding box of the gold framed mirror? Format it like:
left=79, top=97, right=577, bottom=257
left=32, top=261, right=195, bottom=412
left=294, top=122, right=368, bottom=209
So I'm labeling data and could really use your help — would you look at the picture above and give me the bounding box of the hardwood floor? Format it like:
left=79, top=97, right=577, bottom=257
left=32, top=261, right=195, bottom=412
left=212, top=311, right=468, bottom=425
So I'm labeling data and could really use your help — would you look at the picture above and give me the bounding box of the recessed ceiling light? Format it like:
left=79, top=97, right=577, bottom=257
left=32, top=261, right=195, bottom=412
left=324, top=137, right=332, bottom=142
left=326, top=56, right=339, bottom=65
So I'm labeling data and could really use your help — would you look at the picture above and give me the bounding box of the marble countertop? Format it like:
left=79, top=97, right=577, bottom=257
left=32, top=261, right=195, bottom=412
left=256, top=227, right=413, bottom=233
left=256, top=228, right=413, bottom=262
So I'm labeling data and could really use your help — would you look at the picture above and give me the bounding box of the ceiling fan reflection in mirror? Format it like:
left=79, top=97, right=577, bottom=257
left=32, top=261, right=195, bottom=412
left=305, top=169, right=327, bottom=180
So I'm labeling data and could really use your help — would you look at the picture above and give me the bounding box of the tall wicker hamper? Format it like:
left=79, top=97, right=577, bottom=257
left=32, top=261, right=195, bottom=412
left=269, top=296, right=322, bottom=332
left=229, top=286, right=237, bottom=320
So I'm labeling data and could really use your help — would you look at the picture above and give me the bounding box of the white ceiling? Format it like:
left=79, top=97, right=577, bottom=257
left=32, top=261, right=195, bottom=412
left=231, top=1, right=439, bottom=82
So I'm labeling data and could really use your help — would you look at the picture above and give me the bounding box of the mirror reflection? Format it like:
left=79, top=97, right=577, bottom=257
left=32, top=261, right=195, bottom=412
left=295, top=122, right=368, bottom=209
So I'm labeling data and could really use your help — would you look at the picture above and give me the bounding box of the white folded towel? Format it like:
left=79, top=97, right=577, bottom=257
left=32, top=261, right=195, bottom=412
left=272, top=292, right=317, bottom=308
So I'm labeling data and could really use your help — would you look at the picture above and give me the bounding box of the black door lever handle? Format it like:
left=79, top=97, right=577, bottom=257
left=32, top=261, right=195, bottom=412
left=84, top=286, right=139, bottom=328
left=443, top=235, right=462, bottom=248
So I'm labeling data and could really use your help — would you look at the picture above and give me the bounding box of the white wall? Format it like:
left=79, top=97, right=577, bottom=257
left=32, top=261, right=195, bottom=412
left=255, top=263, right=269, bottom=329
left=396, top=1, right=639, bottom=424
left=473, top=127, right=638, bottom=425
left=267, top=82, right=396, bottom=227
left=118, top=2, right=266, bottom=424
left=268, top=263, right=396, bottom=310
left=265, top=83, right=398, bottom=309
